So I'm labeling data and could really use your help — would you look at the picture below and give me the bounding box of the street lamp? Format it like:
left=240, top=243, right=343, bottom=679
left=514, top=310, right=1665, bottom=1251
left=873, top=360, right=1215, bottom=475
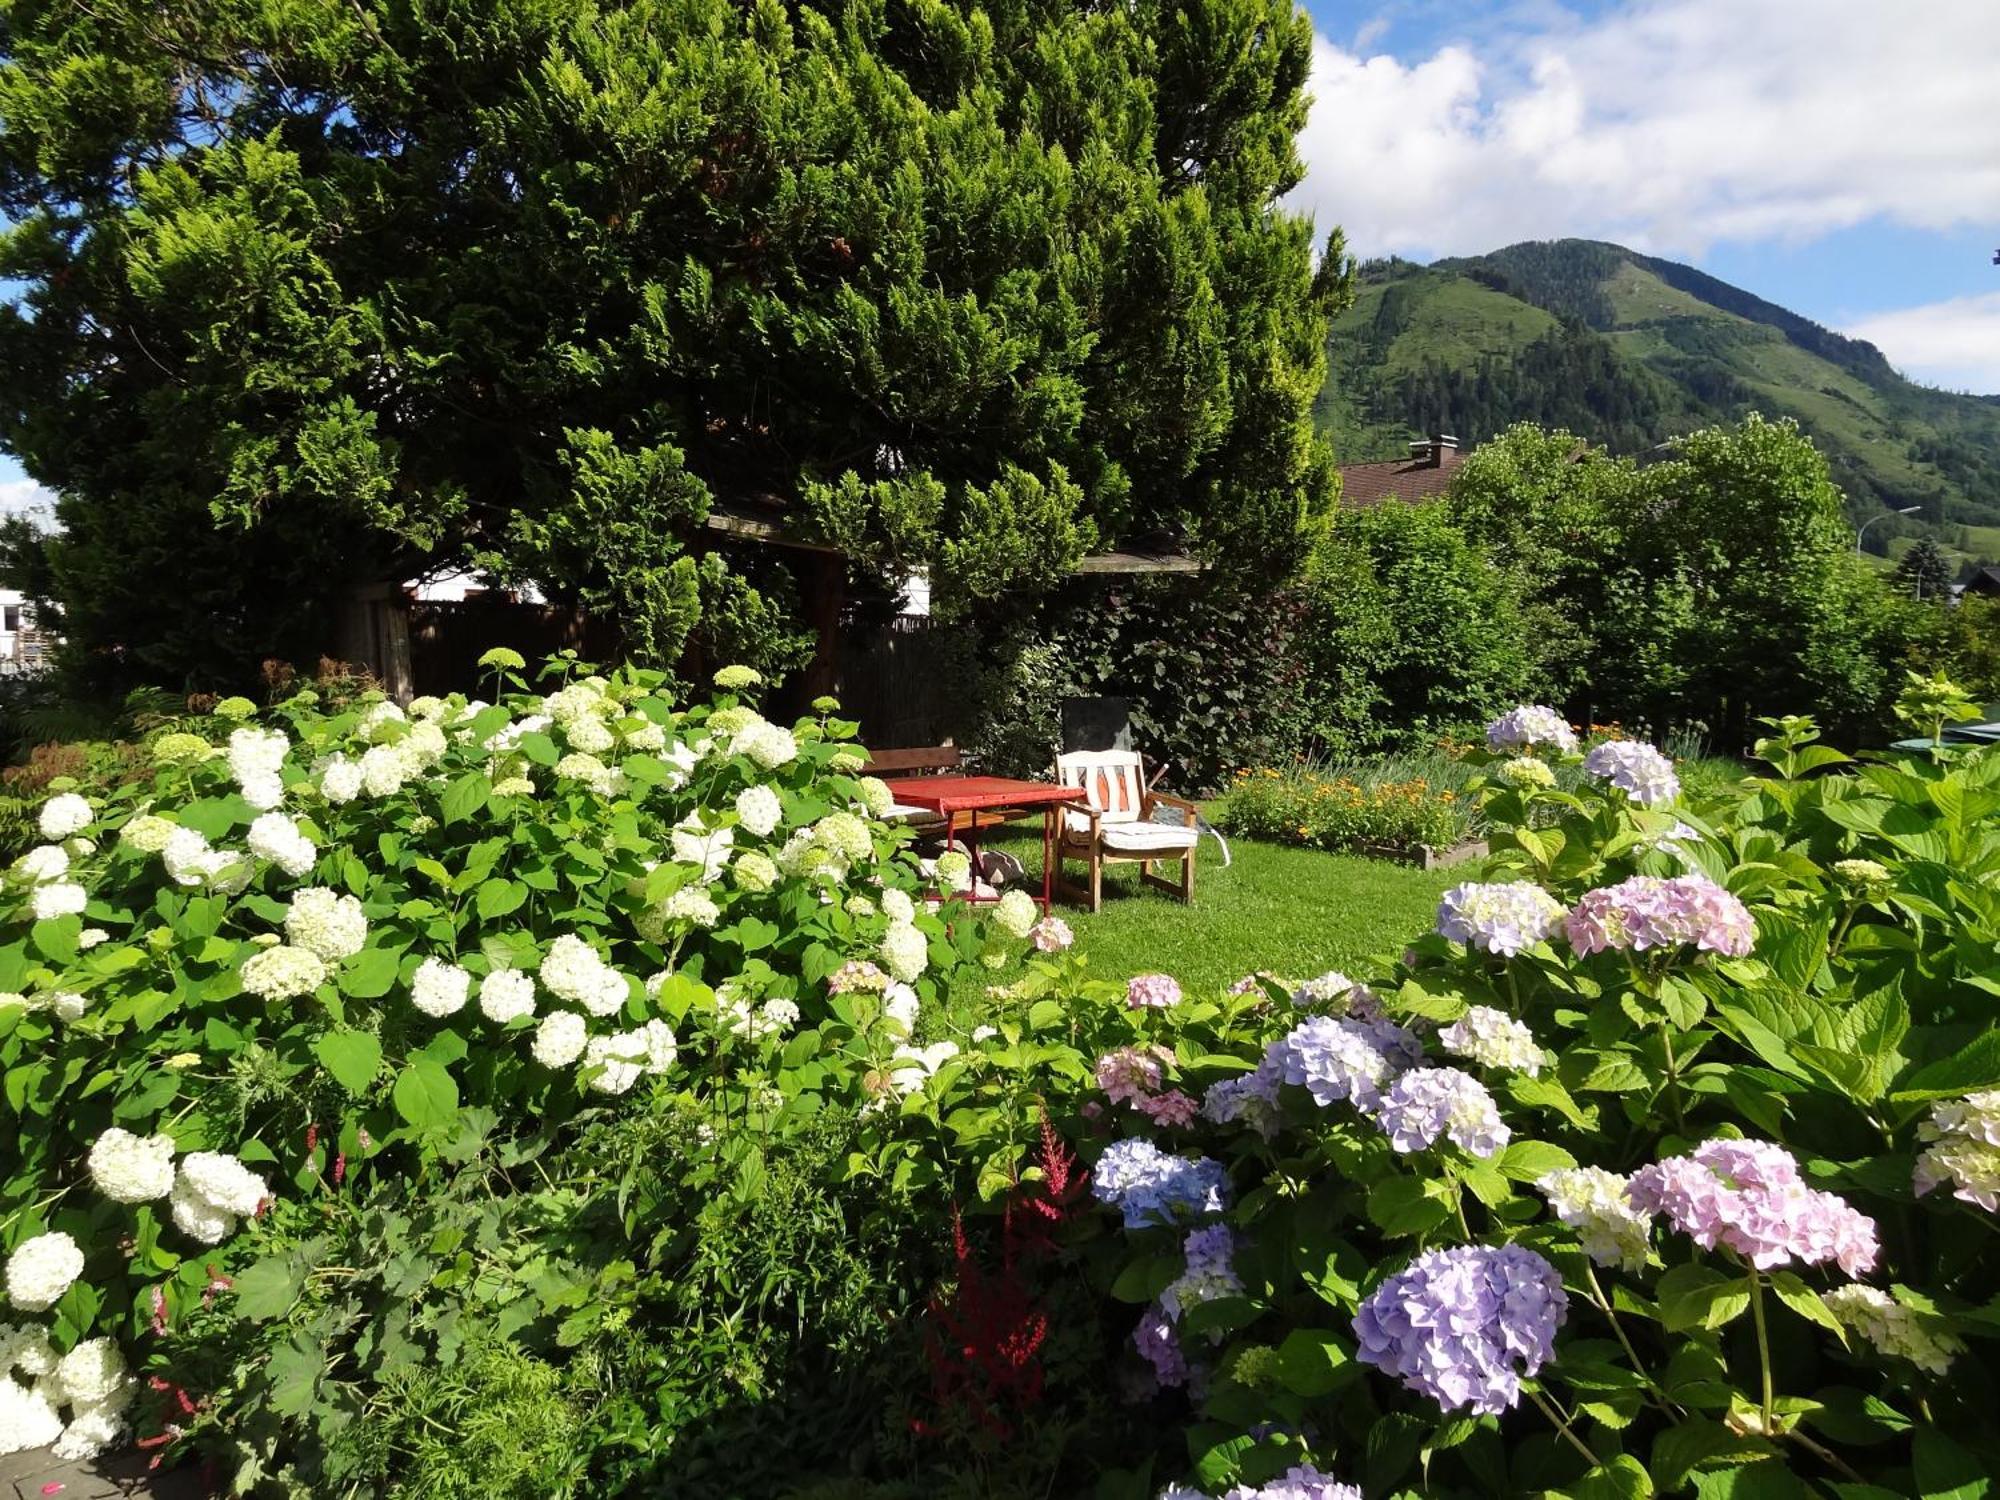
left=1855, top=505, right=1921, bottom=554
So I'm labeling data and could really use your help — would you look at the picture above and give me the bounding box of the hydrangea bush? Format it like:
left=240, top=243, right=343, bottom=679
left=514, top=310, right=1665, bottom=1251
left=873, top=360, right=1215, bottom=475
left=0, top=655, right=1052, bottom=1485
left=1065, top=694, right=2000, bottom=1498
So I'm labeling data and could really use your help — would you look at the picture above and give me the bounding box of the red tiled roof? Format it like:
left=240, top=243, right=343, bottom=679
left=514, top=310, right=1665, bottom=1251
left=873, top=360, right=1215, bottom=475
left=1337, top=449, right=1467, bottom=508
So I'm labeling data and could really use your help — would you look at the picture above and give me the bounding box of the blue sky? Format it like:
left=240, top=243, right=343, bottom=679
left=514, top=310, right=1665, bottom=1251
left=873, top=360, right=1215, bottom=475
left=1290, top=0, right=2000, bottom=391
left=6, top=0, right=1999, bottom=516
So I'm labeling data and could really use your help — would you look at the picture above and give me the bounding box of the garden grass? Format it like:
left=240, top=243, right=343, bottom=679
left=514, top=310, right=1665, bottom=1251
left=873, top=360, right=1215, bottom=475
left=966, top=824, right=1456, bottom=995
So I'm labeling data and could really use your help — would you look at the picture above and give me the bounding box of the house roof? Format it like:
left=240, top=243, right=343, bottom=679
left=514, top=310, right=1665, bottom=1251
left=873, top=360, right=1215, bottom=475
left=1966, top=564, right=2000, bottom=596
left=1336, top=447, right=1467, bottom=508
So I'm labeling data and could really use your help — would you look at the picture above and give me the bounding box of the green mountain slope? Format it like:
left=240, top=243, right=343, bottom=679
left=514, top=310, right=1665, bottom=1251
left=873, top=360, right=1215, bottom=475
left=1319, top=239, right=2000, bottom=534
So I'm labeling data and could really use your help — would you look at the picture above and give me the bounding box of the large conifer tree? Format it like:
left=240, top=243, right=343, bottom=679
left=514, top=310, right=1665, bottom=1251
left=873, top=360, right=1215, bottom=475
left=0, top=0, right=1348, bottom=688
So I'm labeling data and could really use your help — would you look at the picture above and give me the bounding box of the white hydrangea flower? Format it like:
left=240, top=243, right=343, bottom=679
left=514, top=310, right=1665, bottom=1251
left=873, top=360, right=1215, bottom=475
left=166, top=1179, right=236, bottom=1244
left=1440, top=1005, right=1547, bottom=1075
left=879, top=889, right=916, bottom=925
left=732, top=721, right=798, bottom=769
left=636, top=1018, right=677, bottom=1074
left=407, top=695, right=445, bottom=720
left=0, top=1377, right=63, bottom=1453
left=881, top=922, right=928, bottom=983
left=732, top=851, right=779, bottom=893
left=736, top=785, right=783, bottom=839
left=479, top=969, right=537, bottom=1024
left=238, top=772, right=286, bottom=812
left=776, top=828, right=846, bottom=882
left=582, top=1032, right=646, bottom=1096
left=4, top=1232, right=84, bottom=1312
left=1915, top=1090, right=2000, bottom=1209
left=672, top=815, right=736, bottom=881
left=1436, top=881, right=1567, bottom=957
left=972, top=1025, right=998, bottom=1042
left=53, top=1337, right=132, bottom=1408
left=284, top=887, right=367, bottom=961
left=760, top=999, right=801, bottom=1033
left=888, top=1041, right=960, bottom=1094
left=48, top=992, right=88, bottom=1023
left=404, top=720, right=449, bottom=767
left=543, top=682, right=603, bottom=725
left=992, top=889, right=1038, bottom=940
left=12, top=844, right=68, bottom=884
left=227, top=726, right=289, bottom=782
left=28, top=882, right=86, bottom=922
left=0, top=1323, right=58, bottom=1379
left=882, top=982, right=920, bottom=1036
left=1823, top=1285, right=1962, bottom=1375
left=77, top=928, right=108, bottom=950
left=160, top=826, right=250, bottom=893
left=647, top=886, right=719, bottom=933
left=854, top=775, right=893, bottom=818
left=87, top=1129, right=176, bottom=1204
left=410, top=957, right=472, bottom=1018
left=239, top=943, right=329, bottom=1001
left=1498, top=757, right=1557, bottom=790
left=622, top=719, right=666, bottom=752
left=1538, top=1167, right=1653, bottom=1272
left=247, top=812, right=317, bottom=878
left=318, top=755, right=365, bottom=804
left=813, top=811, right=872, bottom=864
left=359, top=743, right=410, bottom=798
left=38, top=793, right=94, bottom=841
left=562, top=714, right=615, bottom=755
left=52, top=1399, right=129, bottom=1462
left=539, top=936, right=628, bottom=1017
left=177, top=1152, right=267, bottom=1217
left=119, top=814, right=178, bottom=854
left=356, top=700, right=406, bottom=740
left=493, top=775, right=536, bottom=798
left=554, top=751, right=618, bottom=797
left=531, top=1011, right=588, bottom=1068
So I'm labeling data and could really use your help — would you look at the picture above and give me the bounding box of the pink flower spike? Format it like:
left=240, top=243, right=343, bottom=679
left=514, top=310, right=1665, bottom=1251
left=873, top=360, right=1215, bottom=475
left=43, top=1483, right=66, bottom=1495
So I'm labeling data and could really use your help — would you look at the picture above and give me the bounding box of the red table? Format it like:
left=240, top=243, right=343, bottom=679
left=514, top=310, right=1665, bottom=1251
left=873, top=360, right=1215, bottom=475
left=880, top=775, right=1085, bottom=911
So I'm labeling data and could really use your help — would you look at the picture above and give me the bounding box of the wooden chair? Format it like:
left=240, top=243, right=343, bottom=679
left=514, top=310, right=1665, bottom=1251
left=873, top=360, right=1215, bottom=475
left=1053, top=749, right=1200, bottom=912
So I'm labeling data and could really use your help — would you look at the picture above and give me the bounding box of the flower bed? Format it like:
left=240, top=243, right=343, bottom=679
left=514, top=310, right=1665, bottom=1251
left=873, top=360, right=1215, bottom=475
left=0, top=655, right=1066, bottom=1487
left=1217, top=757, right=1477, bottom=860
left=1025, top=688, right=2000, bottom=1497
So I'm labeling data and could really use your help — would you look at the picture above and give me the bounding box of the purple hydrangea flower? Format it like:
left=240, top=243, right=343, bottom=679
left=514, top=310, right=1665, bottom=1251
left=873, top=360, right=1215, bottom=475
left=1353, top=1244, right=1568, bottom=1414
left=1627, top=1139, right=1878, bottom=1275
left=1201, top=1056, right=1285, bottom=1136
left=1583, top=739, right=1680, bottom=805
left=1133, top=1301, right=1187, bottom=1387
left=1092, top=1138, right=1230, bottom=1228
left=1486, top=705, right=1578, bottom=755
left=1436, top=881, right=1566, bottom=957
left=1220, top=1468, right=1364, bottom=1500
left=1564, top=873, right=1754, bottom=958
left=1372, top=1067, right=1511, bottom=1157
left=1272, top=1015, right=1421, bottom=1112
left=1128, top=973, right=1183, bottom=1010
left=1291, top=970, right=1382, bottom=1018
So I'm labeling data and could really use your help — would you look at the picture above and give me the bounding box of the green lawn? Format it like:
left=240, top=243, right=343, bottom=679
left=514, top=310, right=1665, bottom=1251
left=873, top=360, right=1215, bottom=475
left=970, top=825, right=1456, bottom=994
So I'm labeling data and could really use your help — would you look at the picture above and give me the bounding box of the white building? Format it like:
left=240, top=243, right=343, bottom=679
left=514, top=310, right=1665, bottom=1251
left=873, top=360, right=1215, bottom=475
left=0, top=588, right=49, bottom=674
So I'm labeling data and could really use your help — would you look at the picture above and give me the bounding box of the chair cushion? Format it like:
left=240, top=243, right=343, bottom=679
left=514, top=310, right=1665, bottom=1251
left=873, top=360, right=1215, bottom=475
left=1098, top=822, right=1199, bottom=853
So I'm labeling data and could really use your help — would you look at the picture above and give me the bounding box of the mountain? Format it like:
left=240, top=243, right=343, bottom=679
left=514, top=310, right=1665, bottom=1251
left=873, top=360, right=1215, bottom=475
left=1318, top=239, right=2000, bottom=538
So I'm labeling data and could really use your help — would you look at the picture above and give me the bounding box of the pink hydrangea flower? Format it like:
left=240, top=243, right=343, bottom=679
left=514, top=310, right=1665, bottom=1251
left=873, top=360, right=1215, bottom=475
left=1564, top=874, right=1754, bottom=958
left=1029, top=915, right=1074, bottom=952
left=1628, top=1139, right=1877, bottom=1275
left=1137, top=1090, right=1199, bottom=1127
left=1127, top=973, right=1182, bottom=1010
left=1096, top=1045, right=1171, bottom=1106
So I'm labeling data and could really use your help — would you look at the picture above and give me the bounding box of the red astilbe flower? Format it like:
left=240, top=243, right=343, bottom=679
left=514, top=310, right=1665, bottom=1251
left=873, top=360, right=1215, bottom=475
left=915, top=1109, right=1088, bottom=1439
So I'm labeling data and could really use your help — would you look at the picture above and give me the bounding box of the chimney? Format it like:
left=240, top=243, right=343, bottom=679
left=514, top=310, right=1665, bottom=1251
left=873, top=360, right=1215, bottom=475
left=1407, top=433, right=1459, bottom=468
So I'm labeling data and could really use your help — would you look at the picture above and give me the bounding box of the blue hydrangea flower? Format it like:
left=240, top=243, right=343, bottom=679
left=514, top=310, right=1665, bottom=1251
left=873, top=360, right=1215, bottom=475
left=1092, top=1138, right=1229, bottom=1228
left=1372, top=1067, right=1511, bottom=1157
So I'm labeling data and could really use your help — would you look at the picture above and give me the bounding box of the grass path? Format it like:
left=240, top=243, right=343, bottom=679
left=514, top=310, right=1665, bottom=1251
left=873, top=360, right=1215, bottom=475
left=970, top=826, right=1456, bottom=994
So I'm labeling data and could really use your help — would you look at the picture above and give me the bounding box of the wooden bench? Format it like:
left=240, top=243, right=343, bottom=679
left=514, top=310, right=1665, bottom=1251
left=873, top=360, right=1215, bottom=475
left=863, top=744, right=1017, bottom=835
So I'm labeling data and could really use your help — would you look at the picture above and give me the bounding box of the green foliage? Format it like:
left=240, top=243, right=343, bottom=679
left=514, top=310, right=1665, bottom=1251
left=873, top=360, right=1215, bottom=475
left=0, top=0, right=1348, bottom=690
left=1453, top=416, right=1928, bottom=743
left=1064, top=701, right=2000, bottom=1497
left=1893, top=538, right=1956, bottom=601
left=1293, top=501, right=1538, bottom=753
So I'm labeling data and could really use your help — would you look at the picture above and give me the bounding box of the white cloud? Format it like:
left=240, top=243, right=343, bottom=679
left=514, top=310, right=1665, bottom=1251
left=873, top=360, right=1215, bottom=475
left=0, top=477, right=56, bottom=524
left=1289, top=0, right=2000, bottom=261
left=1844, top=292, right=2000, bottom=397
